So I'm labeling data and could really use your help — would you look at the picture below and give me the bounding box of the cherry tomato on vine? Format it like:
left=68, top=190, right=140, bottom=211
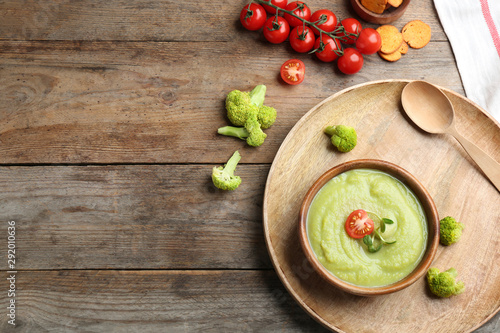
left=263, top=16, right=290, bottom=44
left=345, top=209, right=375, bottom=239
left=289, top=26, right=315, bottom=53
left=240, top=3, right=267, bottom=31
left=336, top=17, right=362, bottom=44
left=262, top=0, right=288, bottom=15
left=309, top=9, right=338, bottom=36
left=355, top=28, right=382, bottom=55
left=338, top=48, right=364, bottom=75
left=283, top=1, right=311, bottom=27
left=313, top=35, right=341, bottom=62
left=280, top=59, right=305, bottom=85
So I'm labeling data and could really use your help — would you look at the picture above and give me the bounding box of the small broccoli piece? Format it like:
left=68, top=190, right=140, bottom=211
left=439, top=216, right=464, bottom=245
left=244, top=116, right=267, bottom=147
left=257, top=105, right=277, bottom=129
left=427, top=267, right=465, bottom=298
left=324, top=125, right=357, bottom=152
left=217, top=116, right=267, bottom=147
left=224, top=85, right=276, bottom=128
left=212, top=151, right=242, bottom=190
left=225, top=90, right=258, bottom=126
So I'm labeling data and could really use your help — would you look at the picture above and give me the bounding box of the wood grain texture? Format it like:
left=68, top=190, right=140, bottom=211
left=0, top=270, right=325, bottom=332
left=0, top=40, right=462, bottom=164
left=263, top=81, right=500, bottom=332
left=0, top=0, right=498, bottom=331
left=0, top=0, right=446, bottom=41
left=0, top=164, right=271, bottom=270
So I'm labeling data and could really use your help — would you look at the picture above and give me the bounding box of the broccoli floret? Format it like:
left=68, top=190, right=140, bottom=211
left=225, top=90, right=258, bottom=126
left=244, top=116, right=267, bottom=147
left=257, top=105, right=277, bottom=129
left=427, top=267, right=465, bottom=298
left=224, top=85, right=277, bottom=128
left=439, top=216, right=464, bottom=245
left=324, top=125, right=357, bottom=152
left=217, top=116, right=267, bottom=147
left=212, top=151, right=242, bottom=191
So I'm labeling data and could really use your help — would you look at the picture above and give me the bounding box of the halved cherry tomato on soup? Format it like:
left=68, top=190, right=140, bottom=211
left=280, top=59, right=305, bottom=85
left=345, top=209, right=374, bottom=239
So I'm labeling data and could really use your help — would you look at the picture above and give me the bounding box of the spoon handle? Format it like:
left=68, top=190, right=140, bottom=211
left=451, top=129, right=500, bottom=192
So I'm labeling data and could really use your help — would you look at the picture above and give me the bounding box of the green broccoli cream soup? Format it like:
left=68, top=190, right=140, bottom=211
left=307, top=169, right=428, bottom=287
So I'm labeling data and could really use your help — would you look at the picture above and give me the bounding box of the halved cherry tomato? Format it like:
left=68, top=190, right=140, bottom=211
left=309, top=9, right=338, bottom=35
left=262, top=0, right=288, bottom=15
left=345, top=209, right=374, bottom=239
left=280, top=59, right=305, bottom=85
left=356, top=28, right=382, bottom=55
left=283, top=1, right=311, bottom=27
left=336, top=17, right=362, bottom=44
left=338, top=48, right=364, bottom=75
left=263, top=16, right=290, bottom=44
left=240, top=3, right=267, bottom=31
left=289, top=26, right=315, bottom=53
left=313, top=35, right=341, bottom=62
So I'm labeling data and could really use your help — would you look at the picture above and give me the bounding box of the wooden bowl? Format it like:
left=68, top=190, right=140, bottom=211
left=298, top=159, right=439, bottom=296
left=350, top=0, right=411, bottom=24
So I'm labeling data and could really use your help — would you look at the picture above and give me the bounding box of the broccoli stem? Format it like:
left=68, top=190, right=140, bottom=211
left=249, top=84, right=266, bottom=108
left=218, top=126, right=250, bottom=140
left=224, top=150, right=241, bottom=176
left=324, top=125, right=336, bottom=136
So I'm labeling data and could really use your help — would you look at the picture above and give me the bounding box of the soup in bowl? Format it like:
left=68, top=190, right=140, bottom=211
left=299, top=159, right=439, bottom=296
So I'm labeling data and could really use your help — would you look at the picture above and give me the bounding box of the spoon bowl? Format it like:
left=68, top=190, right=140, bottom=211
left=401, top=80, right=500, bottom=192
left=401, top=81, right=455, bottom=134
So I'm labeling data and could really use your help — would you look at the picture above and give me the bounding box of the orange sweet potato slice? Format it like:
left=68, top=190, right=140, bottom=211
left=387, top=0, right=403, bottom=7
left=402, top=20, right=431, bottom=49
left=361, top=0, right=388, bottom=14
left=376, top=25, right=403, bottom=54
left=399, top=40, right=409, bottom=54
left=378, top=50, right=401, bottom=62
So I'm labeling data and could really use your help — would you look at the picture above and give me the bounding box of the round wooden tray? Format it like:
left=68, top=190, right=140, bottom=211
left=263, top=80, right=500, bottom=333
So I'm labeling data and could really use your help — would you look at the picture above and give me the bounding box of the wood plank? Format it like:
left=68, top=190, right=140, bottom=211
left=0, top=164, right=272, bottom=270
left=0, top=0, right=447, bottom=41
left=0, top=269, right=326, bottom=332
left=0, top=40, right=463, bottom=164
left=0, top=269, right=497, bottom=332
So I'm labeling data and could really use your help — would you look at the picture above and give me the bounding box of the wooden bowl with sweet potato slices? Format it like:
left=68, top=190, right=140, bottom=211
left=350, top=0, right=411, bottom=24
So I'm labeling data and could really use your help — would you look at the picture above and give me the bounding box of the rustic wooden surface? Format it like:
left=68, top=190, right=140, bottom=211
left=0, top=0, right=498, bottom=332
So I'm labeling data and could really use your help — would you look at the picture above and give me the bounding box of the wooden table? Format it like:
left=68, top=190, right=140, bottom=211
left=0, top=0, right=498, bottom=332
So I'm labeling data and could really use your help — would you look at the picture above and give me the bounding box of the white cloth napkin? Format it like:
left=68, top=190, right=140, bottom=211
left=433, top=0, right=500, bottom=122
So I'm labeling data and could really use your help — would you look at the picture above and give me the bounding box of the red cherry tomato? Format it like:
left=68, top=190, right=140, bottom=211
left=356, top=28, right=382, bottom=55
left=240, top=3, right=267, bottom=31
left=336, top=18, right=362, bottom=44
left=338, top=48, right=364, bottom=75
left=313, top=35, right=341, bottom=62
left=263, top=16, right=290, bottom=44
left=289, top=26, right=315, bottom=53
left=345, top=209, right=375, bottom=239
left=262, top=0, right=288, bottom=14
left=283, top=1, right=311, bottom=27
left=309, top=9, right=338, bottom=35
left=280, top=59, right=305, bottom=85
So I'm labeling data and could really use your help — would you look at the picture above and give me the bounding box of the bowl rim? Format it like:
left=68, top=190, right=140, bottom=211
left=350, top=0, right=411, bottom=24
left=298, top=159, right=439, bottom=296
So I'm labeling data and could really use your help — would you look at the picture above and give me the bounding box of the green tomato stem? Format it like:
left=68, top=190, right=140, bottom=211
left=253, top=0, right=356, bottom=42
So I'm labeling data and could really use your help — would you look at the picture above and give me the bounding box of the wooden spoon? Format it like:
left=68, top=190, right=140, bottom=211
left=401, top=80, right=500, bottom=192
